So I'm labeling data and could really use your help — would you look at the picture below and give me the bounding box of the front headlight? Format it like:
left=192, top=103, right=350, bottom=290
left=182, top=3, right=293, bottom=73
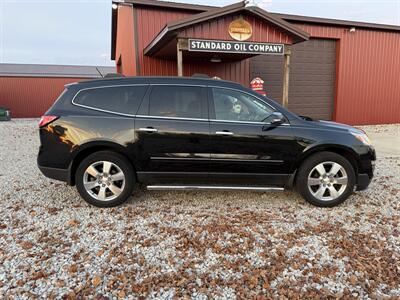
left=350, top=130, right=372, bottom=145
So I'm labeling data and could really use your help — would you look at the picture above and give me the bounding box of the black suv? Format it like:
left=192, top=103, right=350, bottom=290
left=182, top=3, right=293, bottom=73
left=38, top=77, right=375, bottom=207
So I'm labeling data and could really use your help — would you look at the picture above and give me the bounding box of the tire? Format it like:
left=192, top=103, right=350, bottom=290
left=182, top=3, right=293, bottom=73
left=75, top=151, right=135, bottom=207
left=296, top=151, right=356, bottom=207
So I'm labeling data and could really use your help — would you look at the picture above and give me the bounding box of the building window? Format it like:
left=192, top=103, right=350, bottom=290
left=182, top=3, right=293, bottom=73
left=149, top=86, right=206, bottom=119
left=74, top=85, right=148, bottom=115
left=212, top=88, right=275, bottom=122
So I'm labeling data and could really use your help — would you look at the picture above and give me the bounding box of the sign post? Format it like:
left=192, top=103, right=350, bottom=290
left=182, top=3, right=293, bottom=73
left=177, top=39, right=188, bottom=76
left=177, top=43, right=183, bottom=76
left=282, top=46, right=291, bottom=108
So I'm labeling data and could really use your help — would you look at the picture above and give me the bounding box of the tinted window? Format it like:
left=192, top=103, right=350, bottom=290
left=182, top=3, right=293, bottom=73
left=212, top=88, right=274, bottom=122
left=149, top=86, right=206, bottom=119
left=74, top=85, right=148, bottom=115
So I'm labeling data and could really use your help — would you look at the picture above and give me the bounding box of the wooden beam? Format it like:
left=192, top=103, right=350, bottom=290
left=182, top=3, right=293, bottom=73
left=282, top=46, right=291, bottom=108
left=178, top=38, right=189, bottom=51
left=176, top=39, right=185, bottom=77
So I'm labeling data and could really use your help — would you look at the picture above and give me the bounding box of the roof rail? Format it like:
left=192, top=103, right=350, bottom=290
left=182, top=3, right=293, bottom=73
left=191, top=73, right=210, bottom=78
left=104, top=73, right=125, bottom=78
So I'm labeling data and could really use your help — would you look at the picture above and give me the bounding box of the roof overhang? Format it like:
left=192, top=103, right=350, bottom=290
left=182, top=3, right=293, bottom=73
left=144, top=1, right=309, bottom=57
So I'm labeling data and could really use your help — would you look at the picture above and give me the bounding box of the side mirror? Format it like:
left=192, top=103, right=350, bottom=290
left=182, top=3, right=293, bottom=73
left=262, top=112, right=285, bottom=131
left=270, top=112, right=285, bottom=125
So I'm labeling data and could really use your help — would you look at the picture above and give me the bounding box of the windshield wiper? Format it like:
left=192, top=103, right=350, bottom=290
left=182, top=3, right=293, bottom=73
left=299, top=115, right=313, bottom=121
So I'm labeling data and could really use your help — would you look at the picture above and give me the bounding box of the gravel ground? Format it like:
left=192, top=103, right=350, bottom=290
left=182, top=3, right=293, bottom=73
left=0, top=119, right=399, bottom=299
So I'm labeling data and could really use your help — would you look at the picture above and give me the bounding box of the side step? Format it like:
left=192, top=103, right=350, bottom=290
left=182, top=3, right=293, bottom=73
left=147, top=185, right=284, bottom=192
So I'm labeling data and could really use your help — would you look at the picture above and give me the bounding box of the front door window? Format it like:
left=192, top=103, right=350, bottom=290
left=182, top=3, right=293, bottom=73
left=212, top=88, right=275, bottom=122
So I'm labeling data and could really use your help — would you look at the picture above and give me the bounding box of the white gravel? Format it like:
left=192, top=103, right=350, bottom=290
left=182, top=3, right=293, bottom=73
left=0, top=119, right=399, bottom=299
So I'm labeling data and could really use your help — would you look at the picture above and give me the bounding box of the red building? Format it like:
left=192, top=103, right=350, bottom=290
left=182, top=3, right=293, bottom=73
left=111, top=0, right=400, bottom=125
left=0, top=64, right=115, bottom=118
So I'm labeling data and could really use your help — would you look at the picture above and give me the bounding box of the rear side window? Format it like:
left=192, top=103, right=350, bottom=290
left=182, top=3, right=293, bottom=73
left=148, top=86, right=206, bottom=119
left=73, top=85, right=148, bottom=115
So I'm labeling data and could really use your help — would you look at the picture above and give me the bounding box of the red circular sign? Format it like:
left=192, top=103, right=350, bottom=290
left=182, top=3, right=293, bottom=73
left=250, top=77, right=264, bottom=91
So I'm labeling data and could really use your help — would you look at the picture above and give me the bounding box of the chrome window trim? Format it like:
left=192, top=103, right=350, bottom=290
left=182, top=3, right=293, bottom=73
left=69, top=82, right=291, bottom=126
left=71, top=104, right=136, bottom=118
left=135, top=114, right=290, bottom=125
left=148, top=83, right=208, bottom=87
left=53, top=88, right=68, bottom=104
left=210, top=119, right=290, bottom=126
left=71, top=84, right=149, bottom=117
left=135, top=115, right=209, bottom=122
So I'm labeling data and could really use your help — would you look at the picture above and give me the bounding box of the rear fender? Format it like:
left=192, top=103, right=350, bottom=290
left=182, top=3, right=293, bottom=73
left=68, top=140, right=136, bottom=185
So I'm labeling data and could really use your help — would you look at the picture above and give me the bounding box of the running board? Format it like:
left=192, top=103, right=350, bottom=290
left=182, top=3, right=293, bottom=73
left=146, top=185, right=284, bottom=192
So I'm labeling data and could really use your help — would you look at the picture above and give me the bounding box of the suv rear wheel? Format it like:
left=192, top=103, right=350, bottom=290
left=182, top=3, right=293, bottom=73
left=75, top=151, right=135, bottom=207
left=297, top=151, right=356, bottom=207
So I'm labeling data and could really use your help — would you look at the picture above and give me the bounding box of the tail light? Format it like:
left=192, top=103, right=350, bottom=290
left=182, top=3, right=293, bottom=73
left=39, top=115, right=58, bottom=127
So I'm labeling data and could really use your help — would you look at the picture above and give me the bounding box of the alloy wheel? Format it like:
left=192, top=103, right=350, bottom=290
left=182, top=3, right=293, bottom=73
left=83, top=161, right=126, bottom=201
left=307, top=161, right=348, bottom=201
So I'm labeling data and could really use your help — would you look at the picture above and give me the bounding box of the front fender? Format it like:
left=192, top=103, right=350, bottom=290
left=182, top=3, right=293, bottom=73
left=291, top=142, right=361, bottom=173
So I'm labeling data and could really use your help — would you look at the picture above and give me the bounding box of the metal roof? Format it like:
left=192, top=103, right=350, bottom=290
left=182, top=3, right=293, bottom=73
left=111, top=0, right=400, bottom=60
left=126, top=0, right=400, bottom=31
left=124, top=0, right=214, bottom=12
left=0, top=64, right=116, bottom=78
left=272, top=13, right=400, bottom=32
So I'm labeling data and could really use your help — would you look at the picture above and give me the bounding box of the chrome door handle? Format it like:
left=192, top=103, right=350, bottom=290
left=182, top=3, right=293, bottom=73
left=138, top=127, right=158, bottom=132
left=215, top=131, right=233, bottom=136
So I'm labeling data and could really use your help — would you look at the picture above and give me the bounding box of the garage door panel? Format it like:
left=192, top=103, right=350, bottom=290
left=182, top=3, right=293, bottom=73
left=291, top=63, right=335, bottom=68
left=292, top=54, right=335, bottom=60
left=250, top=38, right=336, bottom=120
left=289, top=85, right=334, bottom=91
left=289, top=92, right=334, bottom=97
left=290, top=103, right=332, bottom=108
left=289, top=84, right=334, bottom=90
left=290, top=75, right=335, bottom=81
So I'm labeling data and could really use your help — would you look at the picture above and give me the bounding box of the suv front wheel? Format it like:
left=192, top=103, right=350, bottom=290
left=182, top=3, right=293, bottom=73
left=75, top=151, right=135, bottom=207
left=297, top=151, right=356, bottom=207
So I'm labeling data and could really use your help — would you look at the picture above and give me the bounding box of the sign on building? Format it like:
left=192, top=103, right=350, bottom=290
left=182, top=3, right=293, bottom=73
left=188, top=39, right=284, bottom=55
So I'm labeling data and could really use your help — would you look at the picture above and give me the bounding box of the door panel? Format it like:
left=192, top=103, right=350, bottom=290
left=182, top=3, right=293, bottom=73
left=209, top=121, right=297, bottom=185
left=135, top=117, right=210, bottom=175
left=134, top=85, right=210, bottom=183
left=208, top=87, right=298, bottom=186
